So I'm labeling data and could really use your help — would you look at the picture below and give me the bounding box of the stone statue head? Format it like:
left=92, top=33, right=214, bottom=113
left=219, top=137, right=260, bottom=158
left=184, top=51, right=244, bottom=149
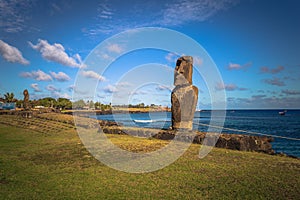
left=23, top=89, right=29, bottom=102
left=23, top=89, right=28, bottom=97
left=174, top=56, right=193, bottom=86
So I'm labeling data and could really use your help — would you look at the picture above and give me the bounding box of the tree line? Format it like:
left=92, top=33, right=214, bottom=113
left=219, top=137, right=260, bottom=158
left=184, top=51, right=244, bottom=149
left=1, top=92, right=163, bottom=111
left=0, top=92, right=111, bottom=111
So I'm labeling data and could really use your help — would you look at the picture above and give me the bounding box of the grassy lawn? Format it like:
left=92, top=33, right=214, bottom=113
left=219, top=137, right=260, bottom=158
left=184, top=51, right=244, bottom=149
left=0, top=116, right=299, bottom=199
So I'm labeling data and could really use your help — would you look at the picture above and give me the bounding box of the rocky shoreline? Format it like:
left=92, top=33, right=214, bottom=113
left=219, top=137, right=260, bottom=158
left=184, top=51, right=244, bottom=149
left=99, top=125, right=275, bottom=155
left=1, top=111, right=297, bottom=157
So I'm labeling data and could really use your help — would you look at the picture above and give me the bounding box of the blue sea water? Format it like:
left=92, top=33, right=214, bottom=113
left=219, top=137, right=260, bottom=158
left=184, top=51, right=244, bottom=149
left=92, top=110, right=300, bottom=158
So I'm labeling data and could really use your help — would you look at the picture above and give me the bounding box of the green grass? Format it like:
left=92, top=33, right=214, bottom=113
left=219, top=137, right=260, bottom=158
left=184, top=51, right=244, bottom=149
left=0, top=118, right=300, bottom=199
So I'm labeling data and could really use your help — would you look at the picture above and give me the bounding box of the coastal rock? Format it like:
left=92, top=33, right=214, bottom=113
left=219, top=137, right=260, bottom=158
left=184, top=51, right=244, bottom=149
left=171, top=56, right=198, bottom=130
left=215, top=134, right=274, bottom=154
left=153, top=130, right=274, bottom=154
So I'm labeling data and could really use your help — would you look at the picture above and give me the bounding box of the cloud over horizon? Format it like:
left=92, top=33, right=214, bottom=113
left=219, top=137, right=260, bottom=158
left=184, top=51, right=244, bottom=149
left=260, top=66, right=285, bottom=74
left=46, top=84, right=59, bottom=92
left=282, top=89, right=300, bottom=95
left=215, top=82, right=247, bottom=91
left=29, top=39, right=83, bottom=68
left=81, top=70, right=106, bottom=81
left=50, top=71, right=71, bottom=82
left=0, top=40, right=29, bottom=65
left=103, top=84, right=118, bottom=94
left=227, top=95, right=300, bottom=109
left=156, top=85, right=173, bottom=91
left=227, top=62, right=251, bottom=70
left=263, top=77, right=285, bottom=86
left=30, top=83, right=42, bottom=92
left=106, top=43, right=123, bottom=53
left=20, top=70, right=52, bottom=81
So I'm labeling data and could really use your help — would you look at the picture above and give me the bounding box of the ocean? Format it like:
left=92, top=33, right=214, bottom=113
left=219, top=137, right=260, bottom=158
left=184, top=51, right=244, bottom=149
left=92, top=110, right=300, bottom=158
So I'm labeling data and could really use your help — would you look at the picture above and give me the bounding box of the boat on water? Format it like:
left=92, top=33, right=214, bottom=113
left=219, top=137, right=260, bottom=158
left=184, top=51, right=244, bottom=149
left=195, top=107, right=201, bottom=112
left=133, top=119, right=153, bottom=123
left=279, top=110, right=287, bottom=115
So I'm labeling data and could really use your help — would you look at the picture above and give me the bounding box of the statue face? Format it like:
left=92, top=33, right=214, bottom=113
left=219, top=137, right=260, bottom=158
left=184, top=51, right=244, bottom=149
left=174, top=68, right=188, bottom=86
left=174, top=58, right=193, bottom=86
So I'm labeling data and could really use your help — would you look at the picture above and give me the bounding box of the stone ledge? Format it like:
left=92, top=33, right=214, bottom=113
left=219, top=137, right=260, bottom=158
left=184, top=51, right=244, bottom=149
left=98, top=126, right=275, bottom=154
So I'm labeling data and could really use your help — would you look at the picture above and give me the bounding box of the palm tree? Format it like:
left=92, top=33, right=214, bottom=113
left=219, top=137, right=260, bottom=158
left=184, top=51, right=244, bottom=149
left=4, top=92, right=15, bottom=103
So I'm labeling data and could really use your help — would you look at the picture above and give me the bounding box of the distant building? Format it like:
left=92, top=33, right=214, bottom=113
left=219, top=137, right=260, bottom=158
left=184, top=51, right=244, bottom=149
left=34, top=105, right=45, bottom=109
left=0, top=102, right=16, bottom=110
left=83, top=105, right=89, bottom=110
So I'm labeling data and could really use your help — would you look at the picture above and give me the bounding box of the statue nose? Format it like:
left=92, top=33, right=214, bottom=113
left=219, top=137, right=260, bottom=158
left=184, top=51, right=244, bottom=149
left=178, top=69, right=184, bottom=74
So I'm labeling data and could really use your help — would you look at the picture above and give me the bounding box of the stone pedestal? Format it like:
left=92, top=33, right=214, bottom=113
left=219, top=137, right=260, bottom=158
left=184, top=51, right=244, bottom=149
left=171, top=56, right=198, bottom=130
left=20, top=111, right=32, bottom=118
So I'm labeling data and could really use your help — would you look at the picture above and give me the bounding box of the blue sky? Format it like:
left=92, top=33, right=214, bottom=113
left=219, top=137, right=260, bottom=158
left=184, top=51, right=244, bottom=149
left=0, top=0, right=299, bottom=109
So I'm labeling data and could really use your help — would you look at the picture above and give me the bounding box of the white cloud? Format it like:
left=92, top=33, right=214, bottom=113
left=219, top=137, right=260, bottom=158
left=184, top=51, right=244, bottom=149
left=165, top=52, right=178, bottom=63
left=193, top=56, right=203, bottom=67
left=50, top=3, right=62, bottom=15
left=87, top=0, right=237, bottom=36
left=156, top=85, right=173, bottom=91
left=0, top=0, right=33, bottom=33
left=30, top=83, right=42, bottom=92
left=160, top=0, right=237, bottom=26
left=52, top=91, right=71, bottom=99
left=215, top=82, right=248, bottom=91
left=67, top=85, right=76, bottom=92
left=130, top=90, right=149, bottom=95
left=103, top=85, right=118, bottom=93
left=0, top=40, right=29, bottom=65
left=227, top=96, right=300, bottom=109
left=116, top=82, right=132, bottom=87
left=81, top=70, right=106, bottom=81
left=30, top=91, right=71, bottom=101
left=107, top=43, right=123, bottom=53
left=215, top=82, right=237, bottom=91
left=58, top=92, right=71, bottom=99
left=46, top=85, right=59, bottom=92
left=228, top=63, right=242, bottom=70
left=97, top=52, right=114, bottom=61
left=101, top=53, right=112, bottom=60
left=227, top=62, right=251, bottom=70
left=50, top=71, right=71, bottom=82
left=68, top=85, right=88, bottom=95
left=29, top=39, right=83, bottom=68
left=263, top=77, right=285, bottom=87
left=281, top=89, right=300, bottom=95
left=260, top=66, right=285, bottom=74
left=20, top=70, right=52, bottom=81
left=98, top=3, right=113, bottom=19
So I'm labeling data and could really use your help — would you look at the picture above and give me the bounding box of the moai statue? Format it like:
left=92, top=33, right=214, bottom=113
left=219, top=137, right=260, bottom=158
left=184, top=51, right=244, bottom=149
left=23, top=89, right=30, bottom=111
left=171, top=56, right=198, bottom=130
